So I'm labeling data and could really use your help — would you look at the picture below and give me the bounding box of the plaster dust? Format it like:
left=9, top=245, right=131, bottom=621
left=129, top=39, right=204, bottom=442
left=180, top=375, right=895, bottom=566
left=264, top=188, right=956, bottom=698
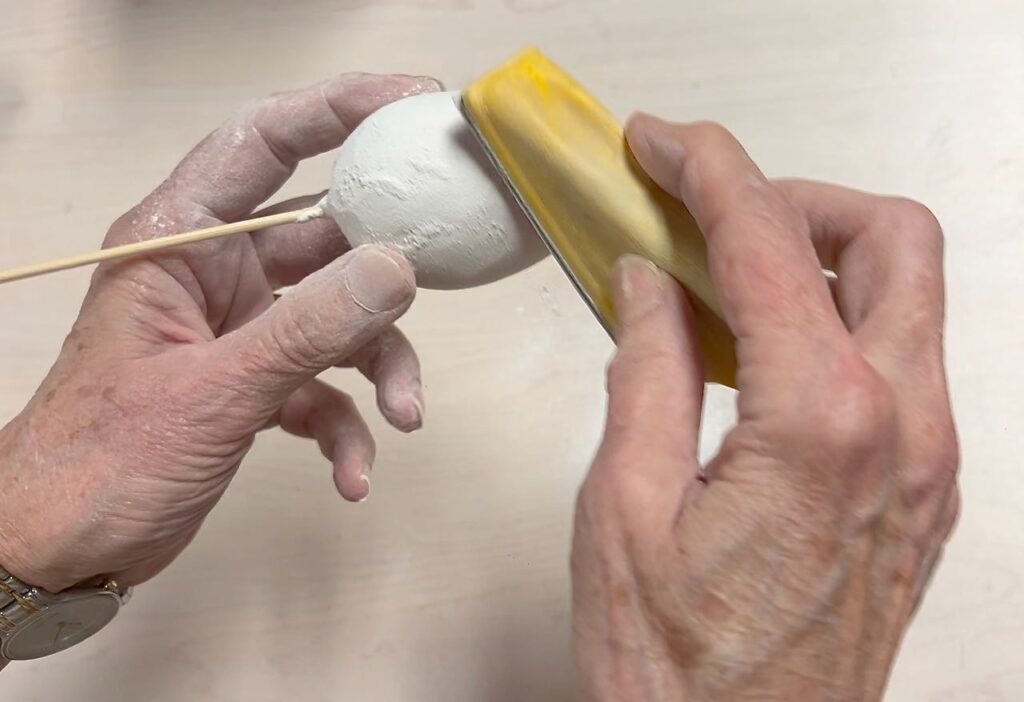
left=323, top=91, right=549, bottom=290
left=296, top=205, right=325, bottom=223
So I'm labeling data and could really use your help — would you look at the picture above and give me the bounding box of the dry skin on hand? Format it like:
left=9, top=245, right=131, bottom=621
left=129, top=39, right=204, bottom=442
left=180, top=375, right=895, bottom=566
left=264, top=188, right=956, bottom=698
left=323, top=91, right=548, bottom=290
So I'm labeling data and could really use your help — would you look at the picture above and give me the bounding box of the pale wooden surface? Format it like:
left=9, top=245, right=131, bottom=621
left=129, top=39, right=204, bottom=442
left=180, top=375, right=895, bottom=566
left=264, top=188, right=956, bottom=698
left=1, top=1, right=1022, bottom=699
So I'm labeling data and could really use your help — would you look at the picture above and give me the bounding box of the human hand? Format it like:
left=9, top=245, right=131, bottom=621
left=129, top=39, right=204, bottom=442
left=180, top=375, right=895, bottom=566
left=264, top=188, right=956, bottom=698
left=0, top=73, right=441, bottom=593
left=571, top=115, right=959, bottom=701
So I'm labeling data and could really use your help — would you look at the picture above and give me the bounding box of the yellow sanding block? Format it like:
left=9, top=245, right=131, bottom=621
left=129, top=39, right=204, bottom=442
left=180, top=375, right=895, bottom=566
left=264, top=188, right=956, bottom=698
left=461, top=48, right=738, bottom=386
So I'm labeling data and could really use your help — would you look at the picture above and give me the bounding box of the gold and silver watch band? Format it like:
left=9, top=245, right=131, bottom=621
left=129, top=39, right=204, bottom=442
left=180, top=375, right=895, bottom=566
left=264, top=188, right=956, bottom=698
left=0, top=565, right=132, bottom=660
left=0, top=566, right=40, bottom=633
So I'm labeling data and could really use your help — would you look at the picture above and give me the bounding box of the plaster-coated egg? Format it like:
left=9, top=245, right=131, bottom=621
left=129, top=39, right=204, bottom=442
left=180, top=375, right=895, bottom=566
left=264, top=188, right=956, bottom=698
left=323, top=91, right=547, bottom=289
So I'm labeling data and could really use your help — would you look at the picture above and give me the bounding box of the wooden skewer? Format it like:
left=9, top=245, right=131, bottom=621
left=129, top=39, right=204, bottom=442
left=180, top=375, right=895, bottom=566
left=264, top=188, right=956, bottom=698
left=0, top=204, right=327, bottom=285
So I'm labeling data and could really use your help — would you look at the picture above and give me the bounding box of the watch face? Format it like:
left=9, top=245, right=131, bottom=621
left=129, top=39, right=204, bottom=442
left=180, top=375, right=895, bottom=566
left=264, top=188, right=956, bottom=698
left=3, top=594, right=120, bottom=660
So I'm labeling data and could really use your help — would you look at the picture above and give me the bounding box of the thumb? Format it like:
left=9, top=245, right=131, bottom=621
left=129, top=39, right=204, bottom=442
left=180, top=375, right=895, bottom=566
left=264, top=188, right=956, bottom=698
left=213, top=245, right=416, bottom=414
left=596, top=255, right=705, bottom=498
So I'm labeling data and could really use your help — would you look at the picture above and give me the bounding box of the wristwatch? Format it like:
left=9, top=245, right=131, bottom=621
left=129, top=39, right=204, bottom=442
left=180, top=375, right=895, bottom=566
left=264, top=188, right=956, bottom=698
left=0, top=566, right=131, bottom=660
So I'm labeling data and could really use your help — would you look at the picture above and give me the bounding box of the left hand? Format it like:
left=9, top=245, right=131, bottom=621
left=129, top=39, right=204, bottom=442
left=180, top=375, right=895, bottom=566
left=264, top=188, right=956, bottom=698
left=0, top=72, right=441, bottom=593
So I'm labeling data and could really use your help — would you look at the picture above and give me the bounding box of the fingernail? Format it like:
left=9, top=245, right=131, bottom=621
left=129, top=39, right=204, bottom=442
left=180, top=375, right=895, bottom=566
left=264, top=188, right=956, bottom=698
left=415, top=76, right=445, bottom=92
left=615, top=255, right=666, bottom=323
left=345, top=246, right=414, bottom=313
left=403, top=379, right=425, bottom=431
left=407, top=392, right=424, bottom=432
left=382, top=387, right=423, bottom=433
left=357, top=475, right=370, bottom=503
left=397, top=76, right=444, bottom=97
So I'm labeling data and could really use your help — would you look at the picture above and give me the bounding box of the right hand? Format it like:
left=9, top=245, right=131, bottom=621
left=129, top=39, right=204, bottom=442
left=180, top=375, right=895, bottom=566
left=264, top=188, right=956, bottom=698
left=571, top=115, right=959, bottom=701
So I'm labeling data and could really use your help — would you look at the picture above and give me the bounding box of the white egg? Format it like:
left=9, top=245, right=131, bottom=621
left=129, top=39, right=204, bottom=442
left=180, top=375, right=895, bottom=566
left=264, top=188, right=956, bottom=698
left=323, top=91, right=548, bottom=290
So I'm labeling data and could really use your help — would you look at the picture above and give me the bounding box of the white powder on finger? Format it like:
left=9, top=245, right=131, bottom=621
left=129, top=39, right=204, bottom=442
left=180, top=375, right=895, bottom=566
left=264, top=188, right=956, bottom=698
left=323, top=91, right=547, bottom=290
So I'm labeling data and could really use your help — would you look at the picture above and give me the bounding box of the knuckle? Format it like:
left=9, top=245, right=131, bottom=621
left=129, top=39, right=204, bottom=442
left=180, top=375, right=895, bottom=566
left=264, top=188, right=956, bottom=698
left=229, top=308, right=332, bottom=385
left=104, top=206, right=160, bottom=247
left=907, top=422, right=961, bottom=504
left=743, top=187, right=803, bottom=237
left=216, top=345, right=289, bottom=402
left=605, top=353, right=630, bottom=395
left=224, top=97, right=293, bottom=166
left=575, top=473, right=606, bottom=524
left=886, top=197, right=944, bottom=252
left=686, top=164, right=797, bottom=249
left=106, top=209, right=137, bottom=239
left=576, top=450, right=656, bottom=540
left=928, top=429, right=961, bottom=482
left=674, top=121, right=738, bottom=197
left=223, top=99, right=261, bottom=138
left=266, top=309, right=332, bottom=371
left=252, top=93, right=283, bottom=117
left=941, top=486, right=961, bottom=539
left=811, top=353, right=896, bottom=456
left=685, top=120, right=737, bottom=149
left=575, top=467, right=622, bottom=542
left=602, top=387, right=638, bottom=443
left=252, top=100, right=298, bottom=165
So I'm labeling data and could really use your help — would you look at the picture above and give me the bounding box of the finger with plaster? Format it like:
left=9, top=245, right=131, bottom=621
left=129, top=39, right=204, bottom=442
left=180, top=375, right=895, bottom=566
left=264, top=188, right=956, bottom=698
left=0, top=48, right=737, bottom=385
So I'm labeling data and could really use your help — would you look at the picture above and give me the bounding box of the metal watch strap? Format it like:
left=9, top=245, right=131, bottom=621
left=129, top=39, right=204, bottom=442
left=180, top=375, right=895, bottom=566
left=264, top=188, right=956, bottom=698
left=0, top=567, right=131, bottom=633
left=0, top=565, right=133, bottom=660
left=0, top=566, right=42, bottom=634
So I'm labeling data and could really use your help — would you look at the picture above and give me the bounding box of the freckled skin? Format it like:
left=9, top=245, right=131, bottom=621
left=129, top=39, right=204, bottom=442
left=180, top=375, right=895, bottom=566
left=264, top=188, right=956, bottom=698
left=571, top=117, right=958, bottom=702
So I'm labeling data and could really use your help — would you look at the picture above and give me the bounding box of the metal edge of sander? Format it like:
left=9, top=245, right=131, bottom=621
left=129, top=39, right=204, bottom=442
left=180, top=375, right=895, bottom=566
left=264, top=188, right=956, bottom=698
left=457, top=93, right=614, bottom=340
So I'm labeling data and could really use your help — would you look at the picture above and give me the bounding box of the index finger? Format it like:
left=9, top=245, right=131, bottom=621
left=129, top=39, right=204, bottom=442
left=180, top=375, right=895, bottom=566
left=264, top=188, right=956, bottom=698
left=775, top=179, right=946, bottom=340
left=625, top=114, right=844, bottom=347
left=175, top=73, right=441, bottom=221
left=122, top=73, right=441, bottom=234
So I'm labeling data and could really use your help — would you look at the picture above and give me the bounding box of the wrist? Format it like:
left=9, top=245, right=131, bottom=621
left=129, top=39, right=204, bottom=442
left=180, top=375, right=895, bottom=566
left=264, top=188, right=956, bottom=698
left=0, top=425, right=84, bottom=593
left=0, top=526, right=62, bottom=594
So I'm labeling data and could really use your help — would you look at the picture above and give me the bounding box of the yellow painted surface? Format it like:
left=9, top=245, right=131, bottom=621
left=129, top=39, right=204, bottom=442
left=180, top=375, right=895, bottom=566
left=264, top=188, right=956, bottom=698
left=465, top=48, right=737, bottom=385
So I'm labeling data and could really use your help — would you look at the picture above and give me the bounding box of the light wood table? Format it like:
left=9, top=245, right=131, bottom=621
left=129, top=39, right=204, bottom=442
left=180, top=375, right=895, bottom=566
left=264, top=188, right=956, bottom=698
left=2, top=1, right=1022, bottom=699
